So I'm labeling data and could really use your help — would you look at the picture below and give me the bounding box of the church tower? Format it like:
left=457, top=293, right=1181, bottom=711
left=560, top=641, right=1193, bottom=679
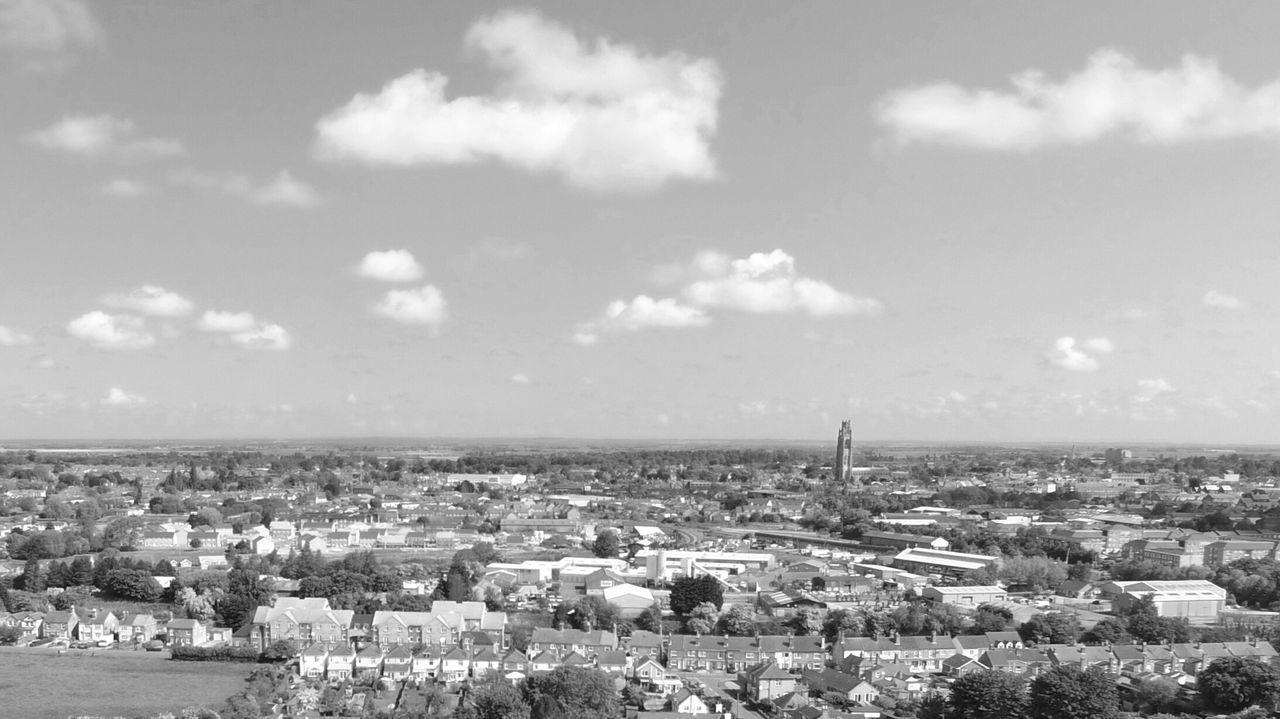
left=835, top=419, right=853, bottom=482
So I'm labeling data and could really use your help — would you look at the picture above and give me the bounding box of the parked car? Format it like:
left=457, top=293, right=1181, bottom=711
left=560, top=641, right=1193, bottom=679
left=145, top=640, right=165, bottom=651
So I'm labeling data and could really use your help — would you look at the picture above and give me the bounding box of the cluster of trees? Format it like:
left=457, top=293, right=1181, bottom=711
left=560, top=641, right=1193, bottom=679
left=15, top=552, right=170, bottom=603
left=946, top=665, right=1119, bottom=719
left=279, top=549, right=404, bottom=607
left=453, top=666, right=619, bottom=719
left=668, top=575, right=724, bottom=615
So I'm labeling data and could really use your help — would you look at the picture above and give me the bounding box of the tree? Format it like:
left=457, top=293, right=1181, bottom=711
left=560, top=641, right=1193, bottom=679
left=460, top=677, right=530, bottom=719
left=0, top=625, right=21, bottom=645
left=684, top=602, right=718, bottom=635
left=1028, top=665, right=1119, bottom=719
left=970, top=604, right=1012, bottom=634
left=1018, top=613, right=1079, bottom=645
left=668, top=575, right=723, bottom=615
left=591, top=529, right=620, bottom=559
left=717, top=604, right=757, bottom=636
left=1198, top=657, right=1280, bottom=713
left=522, top=666, right=619, bottom=719
left=787, top=607, right=823, bottom=636
left=948, top=669, right=1028, bottom=719
left=1080, top=617, right=1128, bottom=645
left=633, top=604, right=664, bottom=633
left=822, top=608, right=865, bottom=643
left=103, top=569, right=162, bottom=602
left=1131, top=676, right=1179, bottom=714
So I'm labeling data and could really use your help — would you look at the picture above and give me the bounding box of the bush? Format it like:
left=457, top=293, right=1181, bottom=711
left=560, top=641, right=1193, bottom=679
left=170, top=644, right=261, bottom=662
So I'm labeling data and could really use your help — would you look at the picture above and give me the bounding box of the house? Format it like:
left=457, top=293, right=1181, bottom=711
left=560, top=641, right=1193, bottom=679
left=2, top=612, right=43, bottom=643
left=383, top=645, right=413, bottom=680
left=596, top=649, right=628, bottom=675
left=626, top=630, right=665, bottom=662
left=43, top=609, right=78, bottom=639
left=327, top=644, right=356, bottom=681
left=78, top=610, right=119, bottom=643
left=300, top=644, right=328, bottom=678
left=801, top=668, right=880, bottom=704
left=251, top=597, right=353, bottom=649
left=471, top=647, right=501, bottom=677
left=119, top=613, right=158, bottom=643
left=668, top=688, right=709, bottom=714
left=739, top=661, right=797, bottom=702
left=355, top=644, right=384, bottom=679
left=167, top=618, right=208, bottom=647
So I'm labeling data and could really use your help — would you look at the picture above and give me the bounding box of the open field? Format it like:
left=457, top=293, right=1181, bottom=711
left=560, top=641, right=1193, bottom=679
left=0, top=647, right=251, bottom=718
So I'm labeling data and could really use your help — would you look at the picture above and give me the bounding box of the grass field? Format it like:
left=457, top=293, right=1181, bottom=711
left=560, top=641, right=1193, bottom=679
left=0, top=647, right=252, bottom=719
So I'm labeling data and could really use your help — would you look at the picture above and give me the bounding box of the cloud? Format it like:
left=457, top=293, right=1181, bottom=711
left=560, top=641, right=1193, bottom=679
left=0, top=0, right=102, bottom=72
left=314, top=9, right=721, bottom=191
left=510, top=372, right=530, bottom=385
left=227, top=323, right=291, bottom=351
left=1135, top=377, right=1175, bottom=402
left=172, top=169, right=320, bottom=208
left=877, top=49, right=1280, bottom=150
left=0, top=324, right=32, bottom=346
left=101, top=386, right=146, bottom=407
left=373, top=286, right=447, bottom=328
left=358, top=249, right=424, bottom=282
left=196, top=310, right=256, bottom=333
left=100, top=177, right=150, bottom=198
left=1203, top=289, right=1246, bottom=310
left=66, top=311, right=154, bottom=350
left=1047, top=336, right=1112, bottom=371
left=196, top=310, right=290, bottom=350
left=573, top=294, right=709, bottom=345
left=28, top=115, right=183, bottom=160
left=102, top=285, right=194, bottom=317
left=682, top=250, right=883, bottom=316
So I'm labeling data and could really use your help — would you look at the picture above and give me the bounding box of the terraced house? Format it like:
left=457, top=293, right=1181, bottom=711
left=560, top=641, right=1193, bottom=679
left=667, top=634, right=825, bottom=672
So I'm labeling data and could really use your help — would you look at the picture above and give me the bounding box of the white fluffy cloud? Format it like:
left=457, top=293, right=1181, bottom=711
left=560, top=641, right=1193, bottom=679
left=1203, top=289, right=1246, bottom=310
left=28, top=115, right=184, bottom=160
left=102, top=285, right=194, bottom=317
left=314, top=9, right=721, bottom=191
left=358, top=249, right=424, bottom=282
left=877, top=49, right=1280, bottom=150
left=197, top=310, right=290, bottom=350
left=510, top=372, right=530, bottom=385
left=0, top=324, right=33, bottom=345
left=228, top=323, right=291, bottom=351
left=172, top=169, right=320, bottom=208
left=1048, top=336, right=1112, bottom=371
left=196, top=310, right=255, bottom=333
left=373, top=286, right=447, bottom=328
left=682, top=250, right=883, bottom=317
left=573, top=295, right=709, bottom=345
left=0, top=0, right=102, bottom=72
left=573, top=249, right=878, bottom=344
left=101, top=386, right=146, bottom=407
left=66, top=311, right=154, bottom=350
left=1135, top=377, right=1175, bottom=402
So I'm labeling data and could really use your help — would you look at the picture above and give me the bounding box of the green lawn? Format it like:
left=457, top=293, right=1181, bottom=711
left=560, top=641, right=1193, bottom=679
left=0, top=647, right=252, bottom=718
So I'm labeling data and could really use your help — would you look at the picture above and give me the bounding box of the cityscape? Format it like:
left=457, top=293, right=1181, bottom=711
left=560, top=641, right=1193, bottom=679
left=6, top=2, right=1280, bottom=719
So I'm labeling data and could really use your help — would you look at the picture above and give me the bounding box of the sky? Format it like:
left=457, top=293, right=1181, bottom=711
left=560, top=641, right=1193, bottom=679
left=4, top=1, right=1280, bottom=443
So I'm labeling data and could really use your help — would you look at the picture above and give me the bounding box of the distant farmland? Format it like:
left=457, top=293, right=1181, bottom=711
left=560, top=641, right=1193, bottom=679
left=0, top=648, right=250, bottom=718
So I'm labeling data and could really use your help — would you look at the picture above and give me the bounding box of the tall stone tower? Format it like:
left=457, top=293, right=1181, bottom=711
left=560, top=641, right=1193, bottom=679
left=835, top=420, right=853, bottom=482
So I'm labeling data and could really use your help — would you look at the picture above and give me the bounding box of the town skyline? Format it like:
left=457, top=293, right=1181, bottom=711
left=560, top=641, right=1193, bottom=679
left=5, top=2, right=1280, bottom=442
